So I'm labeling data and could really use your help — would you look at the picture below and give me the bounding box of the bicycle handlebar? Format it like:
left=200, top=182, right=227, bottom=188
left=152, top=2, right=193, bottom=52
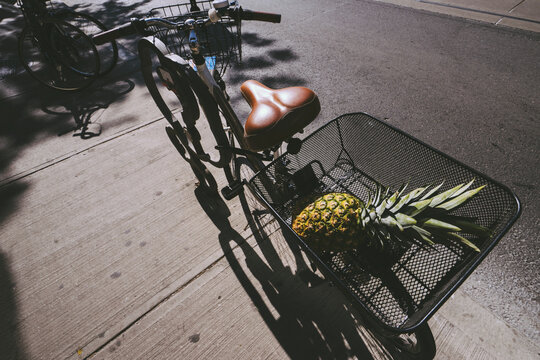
left=92, top=6, right=281, bottom=45
left=236, top=9, right=281, bottom=23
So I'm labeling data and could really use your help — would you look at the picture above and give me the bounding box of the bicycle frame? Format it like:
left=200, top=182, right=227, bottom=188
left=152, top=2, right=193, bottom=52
left=186, top=31, right=251, bottom=153
left=139, top=37, right=233, bottom=161
left=138, top=27, right=276, bottom=191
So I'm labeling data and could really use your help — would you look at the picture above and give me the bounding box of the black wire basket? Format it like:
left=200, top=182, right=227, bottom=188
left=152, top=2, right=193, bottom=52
left=147, top=0, right=241, bottom=76
left=249, top=112, right=521, bottom=334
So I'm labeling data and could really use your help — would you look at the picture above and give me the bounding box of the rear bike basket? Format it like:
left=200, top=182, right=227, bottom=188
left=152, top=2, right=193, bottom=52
left=147, top=0, right=241, bottom=75
left=248, top=112, right=521, bottom=334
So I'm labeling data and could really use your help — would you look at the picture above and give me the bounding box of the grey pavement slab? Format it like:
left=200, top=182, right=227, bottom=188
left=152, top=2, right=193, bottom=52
left=434, top=290, right=539, bottom=359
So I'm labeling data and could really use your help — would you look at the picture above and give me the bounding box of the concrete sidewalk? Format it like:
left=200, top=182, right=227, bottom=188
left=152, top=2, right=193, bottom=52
left=0, top=0, right=538, bottom=359
left=375, top=0, right=540, bottom=33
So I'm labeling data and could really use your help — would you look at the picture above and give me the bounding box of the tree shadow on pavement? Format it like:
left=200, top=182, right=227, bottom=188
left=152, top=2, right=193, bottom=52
left=0, top=3, right=148, bottom=358
left=0, top=251, right=28, bottom=360
left=0, top=180, right=29, bottom=360
left=194, top=187, right=389, bottom=359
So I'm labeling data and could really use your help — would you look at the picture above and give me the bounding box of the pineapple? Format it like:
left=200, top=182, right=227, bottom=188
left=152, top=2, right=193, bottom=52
left=292, top=179, right=489, bottom=253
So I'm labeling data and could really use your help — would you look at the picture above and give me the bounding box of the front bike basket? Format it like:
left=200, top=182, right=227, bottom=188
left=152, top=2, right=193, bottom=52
left=147, top=0, right=241, bottom=76
left=248, top=112, right=521, bottom=334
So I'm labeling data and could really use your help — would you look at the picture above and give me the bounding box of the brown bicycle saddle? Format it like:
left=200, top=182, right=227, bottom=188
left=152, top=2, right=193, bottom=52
left=240, top=80, right=320, bottom=151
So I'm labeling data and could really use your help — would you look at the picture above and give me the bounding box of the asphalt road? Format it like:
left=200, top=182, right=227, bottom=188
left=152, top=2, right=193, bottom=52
left=5, top=0, right=540, bottom=346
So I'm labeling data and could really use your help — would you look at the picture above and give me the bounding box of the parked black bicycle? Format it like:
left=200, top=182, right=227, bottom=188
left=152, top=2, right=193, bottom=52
left=93, top=1, right=521, bottom=358
left=17, top=0, right=118, bottom=91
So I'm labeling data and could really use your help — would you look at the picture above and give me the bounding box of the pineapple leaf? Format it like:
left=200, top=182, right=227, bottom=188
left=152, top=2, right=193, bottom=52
left=412, top=224, right=432, bottom=236
left=387, top=191, right=399, bottom=208
left=390, top=186, right=428, bottom=213
left=395, top=213, right=417, bottom=227
left=411, top=225, right=435, bottom=245
left=451, top=219, right=491, bottom=236
left=397, top=182, right=409, bottom=199
left=436, top=185, right=486, bottom=211
left=373, top=185, right=383, bottom=206
left=402, top=229, right=436, bottom=250
left=406, top=198, right=432, bottom=217
left=411, top=186, right=429, bottom=200
left=381, top=215, right=403, bottom=231
left=448, top=233, right=481, bottom=252
left=429, top=183, right=466, bottom=207
left=376, top=199, right=388, bottom=216
left=420, top=181, right=444, bottom=200
left=422, top=218, right=462, bottom=232
left=449, top=178, right=476, bottom=198
left=360, top=208, right=368, bottom=227
left=369, top=208, right=377, bottom=221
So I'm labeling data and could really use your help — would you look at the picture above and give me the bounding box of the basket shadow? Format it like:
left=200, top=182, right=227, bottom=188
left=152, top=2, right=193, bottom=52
left=194, top=187, right=389, bottom=359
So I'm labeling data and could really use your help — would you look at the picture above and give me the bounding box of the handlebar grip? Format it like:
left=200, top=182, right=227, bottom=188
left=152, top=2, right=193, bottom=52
left=92, top=21, right=138, bottom=45
left=240, top=9, right=281, bottom=23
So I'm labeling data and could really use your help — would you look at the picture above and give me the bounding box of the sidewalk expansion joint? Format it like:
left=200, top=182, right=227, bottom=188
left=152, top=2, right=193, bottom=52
left=82, top=250, right=227, bottom=360
left=508, top=0, right=526, bottom=14
left=82, top=219, right=280, bottom=359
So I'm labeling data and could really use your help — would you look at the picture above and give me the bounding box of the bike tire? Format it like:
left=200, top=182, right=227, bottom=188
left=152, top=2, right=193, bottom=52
left=18, top=19, right=100, bottom=91
left=56, top=10, right=118, bottom=76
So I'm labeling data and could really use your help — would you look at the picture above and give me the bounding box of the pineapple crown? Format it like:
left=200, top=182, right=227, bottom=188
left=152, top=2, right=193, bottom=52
left=358, top=178, right=489, bottom=252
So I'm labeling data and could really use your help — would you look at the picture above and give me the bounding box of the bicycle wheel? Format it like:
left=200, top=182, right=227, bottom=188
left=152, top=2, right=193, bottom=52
left=18, top=19, right=100, bottom=91
left=373, top=324, right=436, bottom=360
left=56, top=10, right=118, bottom=76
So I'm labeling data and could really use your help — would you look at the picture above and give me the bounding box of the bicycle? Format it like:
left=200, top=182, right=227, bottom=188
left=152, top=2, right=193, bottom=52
left=17, top=0, right=118, bottom=91
left=93, top=1, right=521, bottom=359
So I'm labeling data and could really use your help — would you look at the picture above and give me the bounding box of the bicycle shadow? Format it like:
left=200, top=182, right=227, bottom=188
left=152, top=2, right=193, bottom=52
left=194, top=187, right=390, bottom=359
left=40, top=78, right=135, bottom=138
